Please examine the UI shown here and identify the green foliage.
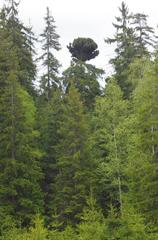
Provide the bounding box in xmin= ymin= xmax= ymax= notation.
xmin=28 ymin=215 xmax=48 ymax=240
xmin=105 ymin=2 xmax=136 ymax=97
xmin=78 ymin=195 xmax=105 ymax=240
xmin=36 ymin=89 xmax=63 ymax=224
xmin=67 ymin=37 xmax=99 ymax=62
xmin=0 ymin=215 xmax=47 ymax=240
xmin=39 ymin=7 xmax=61 ymax=101
xmin=49 ymin=226 xmax=77 ymax=240
xmin=126 ymin=60 xmax=158 ymax=229
xmin=1 ymin=1 xmax=158 ymax=238
xmin=1 ymin=0 xmax=37 ymax=96
xmin=53 ymin=85 xmax=92 ymax=226
xmin=63 ymin=61 xmax=103 ymax=110
xmin=132 ymin=13 xmax=156 ymax=57
xmin=92 ymin=79 xmax=128 ymax=213
xmin=105 ymin=2 xmax=156 ymax=98
xmin=0 ymin=48 xmax=43 ymax=226
xmin=104 ymin=205 xmax=148 ymax=240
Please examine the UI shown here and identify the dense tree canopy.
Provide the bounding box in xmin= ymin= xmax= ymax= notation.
xmin=67 ymin=37 xmax=99 ymax=62
xmin=1 ymin=1 xmax=158 ymax=239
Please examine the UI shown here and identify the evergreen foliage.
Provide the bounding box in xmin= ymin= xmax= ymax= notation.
xmin=52 ymin=85 xmax=93 ymax=226
xmin=105 ymin=2 xmax=136 ymax=97
xmin=126 ymin=59 xmax=158 ymax=229
xmin=37 ymin=89 xmax=63 ymax=224
xmin=1 ymin=0 xmax=37 ymax=96
xmin=132 ymin=13 xmax=156 ymax=57
xmin=92 ymin=79 xmax=128 ymax=213
xmin=0 ymin=43 xmax=43 ymax=226
xmin=1 ymin=1 xmax=158 ymax=239
xmin=105 ymin=1 xmax=156 ymax=97
xmin=67 ymin=37 xmax=99 ymax=62
xmin=63 ymin=61 xmax=103 ymax=110
xmin=39 ymin=7 xmax=61 ymax=101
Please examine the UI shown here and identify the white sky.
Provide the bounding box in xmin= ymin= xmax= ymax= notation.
xmin=1 ymin=0 xmax=158 ymax=76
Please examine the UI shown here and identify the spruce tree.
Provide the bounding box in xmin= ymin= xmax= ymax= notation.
xmin=37 ymin=7 xmax=61 ymax=221
xmin=63 ymin=61 xmax=103 ymax=111
xmin=37 ymin=89 xmax=63 ymax=224
xmin=0 ymin=46 xmax=43 ymax=226
xmin=132 ymin=13 xmax=156 ymax=57
xmin=1 ymin=0 xmax=37 ymax=96
xmin=39 ymin=7 xmax=61 ymax=101
xmin=78 ymin=194 xmax=105 ymax=240
xmin=105 ymin=2 xmax=136 ymax=97
xmin=52 ymin=85 xmax=93 ymax=226
xmin=106 ymin=2 xmax=157 ymax=98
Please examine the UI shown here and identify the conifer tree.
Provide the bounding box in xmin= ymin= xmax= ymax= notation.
xmin=63 ymin=61 xmax=103 ymax=111
xmin=67 ymin=37 xmax=99 ymax=62
xmin=53 ymin=85 xmax=93 ymax=226
xmin=0 ymin=46 xmax=43 ymax=226
xmin=1 ymin=0 xmax=37 ymax=95
xmin=78 ymin=194 xmax=105 ymax=240
xmin=36 ymin=6 xmax=61 ymax=224
xmin=37 ymin=89 xmax=63 ymax=224
xmin=106 ymin=2 xmax=157 ymax=98
xmin=39 ymin=7 xmax=61 ymax=101
xmin=65 ymin=37 xmax=103 ymax=111
xmin=132 ymin=13 xmax=156 ymax=57
xmin=105 ymin=2 xmax=136 ymax=97
xmin=104 ymin=204 xmax=148 ymax=240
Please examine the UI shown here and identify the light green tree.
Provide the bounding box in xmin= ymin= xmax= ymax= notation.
xmin=92 ymin=79 xmax=128 ymax=214
xmin=126 ymin=59 xmax=158 ymax=234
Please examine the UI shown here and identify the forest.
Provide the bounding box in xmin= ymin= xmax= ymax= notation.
xmin=1 ymin=0 xmax=158 ymax=239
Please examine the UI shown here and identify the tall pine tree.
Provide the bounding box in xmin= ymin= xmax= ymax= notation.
xmin=105 ymin=2 xmax=136 ymax=97
xmin=39 ymin=7 xmax=61 ymax=101
xmin=132 ymin=13 xmax=156 ymax=57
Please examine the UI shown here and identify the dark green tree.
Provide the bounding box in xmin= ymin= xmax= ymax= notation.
xmin=39 ymin=7 xmax=61 ymax=101
xmin=1 ymin=0 xmax=37 ymax=96
xmin=53 ymin=85 xmax=93 ymax=227
xmin=132 ymin=13 xmax=156 ymax=57
xmin=37 ymin=89 xmax=63 ymax=224
xmin=65 ymin=37 xmax=103 ymax=111
xmin=63 ymin=62 xmax=103 ymax=110
xmin=67 ymin=37 xmax=99 ymax=62
xmin=105 ymin=1 xmax=136 ymax=97
xmin=0 ymin=46 xmax=43 ymax=226
xmin=37 ymin=7 xmax=61 ymax=222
